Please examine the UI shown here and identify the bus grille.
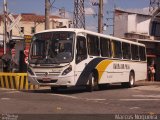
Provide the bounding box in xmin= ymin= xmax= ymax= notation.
xmin=35 ymin=72 xmax=60 ymax=77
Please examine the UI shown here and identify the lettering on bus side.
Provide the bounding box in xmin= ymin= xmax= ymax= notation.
xmin=113 ymin=63 xmax=130 ymax=69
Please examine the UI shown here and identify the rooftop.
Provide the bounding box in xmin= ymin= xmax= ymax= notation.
xmin=0 ymin=13 xmax=62 ymax=23
xmin=115 ymin=8 xmax=152 ymax=16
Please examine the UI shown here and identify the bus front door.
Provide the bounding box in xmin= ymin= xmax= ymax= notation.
xmin=74 ymin=36 xmax=88 ymax=85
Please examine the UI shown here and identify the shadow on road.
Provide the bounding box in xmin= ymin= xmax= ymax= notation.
xmin=26 ymin=83 xmax=142 ymax=95
xmin=26 ymin=79 xmax=160 ymax=95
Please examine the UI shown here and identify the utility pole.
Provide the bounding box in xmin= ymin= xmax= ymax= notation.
xmin=98 ymin=0 xmax=103 ymax=33
xmin=3 ymin=0 xmax=8 ymax=54
xmin=45 ymin=0 xmax=50 ymax=30
xmin=73 ymin=0 xmax=85 ymax=29
xmin=106 ymin=10 xmax=115 ymax=36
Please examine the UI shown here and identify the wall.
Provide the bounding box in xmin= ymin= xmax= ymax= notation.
xmin=128 ymin=14 xmax=137 ymax=33
xmin=114 ymin=13 xmax=128 ymax=38
xmin=137 ymin=16 xmax=150 ymax=35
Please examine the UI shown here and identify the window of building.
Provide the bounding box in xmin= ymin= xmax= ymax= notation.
xmin=111 ymin=40 xmax=122 ymax=58
xmin=31 ymin=27 xmax=35 ymax=34
xmin=87 ymin=34 xmax=100 ymax=56
xmin=139 ymin=46 xmax=146 ymax=61
xmin=131 ymin=44 xmax=139 ymax=60
xmin=122 ymin=42 xmax=131 ymax=59
xmin=21 ymin=27 xmax=24 ymax=33
xmin=59 ymin=22 xmax=63 ymax=27
xmin=100 ymin=37 xmax=111 ymax=57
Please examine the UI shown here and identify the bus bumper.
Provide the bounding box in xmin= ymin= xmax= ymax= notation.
xmin=28 ymin=74 xmax=75 ymax=87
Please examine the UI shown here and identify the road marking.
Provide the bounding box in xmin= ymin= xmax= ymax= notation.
xmin=52 ymin=94 xmax=78 ymax=99
xmin=1 ymin=98 xmax=11 ymax=100
xmin=120 ymin=99 xmax=160 ymax=101
xmin=85 ymin=98 xmax=106 ymax=101
xmin=130 ymin=107 xmax=140 ymax=110
xmin=6 ymin=91 xmax=20 ymax=94
xmin=52 ymin=94 xmax=106 ymax=102
xmin=133 ymin=95 xmax=160 ymax=98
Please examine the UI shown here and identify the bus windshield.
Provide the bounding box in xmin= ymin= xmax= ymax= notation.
xmin=29 ymin=31 xmax=75 ymax=64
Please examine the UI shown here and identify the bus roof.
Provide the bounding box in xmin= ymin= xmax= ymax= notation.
xmin=35 ymin=28 xmax=145 ymax=47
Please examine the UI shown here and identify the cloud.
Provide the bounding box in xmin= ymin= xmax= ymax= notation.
xmin=85 ymin=7 xmax=95 ymax=15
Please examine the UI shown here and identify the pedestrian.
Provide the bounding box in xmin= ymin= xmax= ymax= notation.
xmin=149 ymin=64 xmax=155 ymax=82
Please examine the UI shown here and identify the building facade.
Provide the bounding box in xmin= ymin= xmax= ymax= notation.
xmin=0 ymin=13 xmax=72 ymax=37
xmin=114 ymin=8 xmax=160 ymax=81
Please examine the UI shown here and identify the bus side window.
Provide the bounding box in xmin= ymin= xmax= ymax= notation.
xmin=76 ymin=36 xmax=87 ymax=64
xmin=131 ymin=44 xmax=139 ymax=60
xmin=87 ymin=35 xmax=100 ymax=56
xmin=100 ymin=37 xmax=111 ymax=57
xmin=122 ymin=42 xmax=131 ymax=59
xmin=111 ymin=40 xmax=122 ymax=59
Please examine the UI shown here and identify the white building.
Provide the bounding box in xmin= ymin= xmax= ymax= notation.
xmin=114 ymin=8 xmax=160 ymax=81
xmin=114 ymin=8 xmax=151 ymax=40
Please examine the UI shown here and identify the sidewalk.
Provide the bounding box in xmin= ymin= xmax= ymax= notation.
xmin=136 ymin=80 xmax=160 ymax=86
xmin=134 ymin=80 xmax=160 ymax=91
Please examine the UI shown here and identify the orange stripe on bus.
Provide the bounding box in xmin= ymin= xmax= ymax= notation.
xmin=96 ymin=60 xmax=112 ymax=81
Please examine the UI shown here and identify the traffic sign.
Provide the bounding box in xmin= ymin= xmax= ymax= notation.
xmin=8 ymin=13 xmax=23 ymax=36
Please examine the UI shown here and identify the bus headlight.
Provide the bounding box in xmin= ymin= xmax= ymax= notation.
xmin=62 ymin=65 xmax=72 ymax=75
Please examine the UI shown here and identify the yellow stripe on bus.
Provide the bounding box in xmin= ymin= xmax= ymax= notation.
xmin=96 ymin=60 xmax=112 ymax=81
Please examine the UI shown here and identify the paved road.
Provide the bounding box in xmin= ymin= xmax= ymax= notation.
xmin=0 ymin=81 xmax=160 ymax=120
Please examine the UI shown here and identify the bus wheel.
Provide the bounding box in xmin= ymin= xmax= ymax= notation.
xmin=128 ymin=72 xmax=135 ymax=88
xmin=86 ymin=72 xmax=99 ymax=92
xmin=121 ymin=72 xmax=135 ymax=88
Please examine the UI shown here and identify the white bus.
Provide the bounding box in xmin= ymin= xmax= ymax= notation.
xmin=28 ymin=28 xmax=147 ymax=91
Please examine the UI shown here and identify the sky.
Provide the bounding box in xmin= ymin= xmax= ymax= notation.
xmin=0 ymin=0 xmax=150 ymax=35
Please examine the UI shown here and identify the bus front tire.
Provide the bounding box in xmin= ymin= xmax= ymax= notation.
xmin=86 ymin=72 xmax=99 ymax=92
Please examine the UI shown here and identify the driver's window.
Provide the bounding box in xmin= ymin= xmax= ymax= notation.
xmin=76 ymin=36 xmax=87 ymax=64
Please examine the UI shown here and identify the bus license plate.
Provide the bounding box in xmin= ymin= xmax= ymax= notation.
xmin=42 ymin=78 xmax=51 ymax=81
